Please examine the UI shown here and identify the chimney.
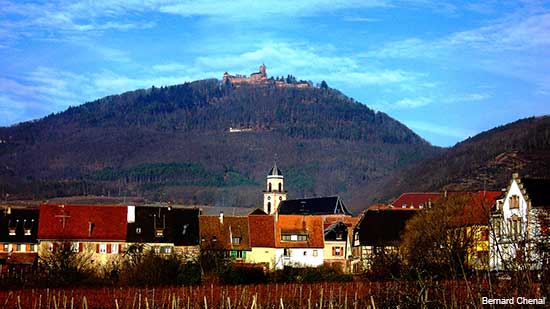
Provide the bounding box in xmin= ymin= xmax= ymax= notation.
xmin=219 ymin=211 xmax=224 ymax=224
xmin=127 ymin=205 xmax=135 ymax=223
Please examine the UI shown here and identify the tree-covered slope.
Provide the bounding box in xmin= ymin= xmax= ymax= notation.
xmin=354 ymin=116 xmax=550 ymax=206
xmin=0 ymin=79 xmax=438 ymax=211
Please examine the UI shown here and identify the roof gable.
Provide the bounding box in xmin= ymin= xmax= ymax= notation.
xmin=0 ymin=208 xmax=39 ymax=243
xmin=277 ymin=196 xmax=352 ymax=216
xmin=248 ymin=215 xmax=275 ymax=247
xmin=38 ymin=204 xmax=127 ymax=241
xmin=324 ymin=221 xmax=348 ymax=241
xmin=275 ymin=215 xmax=324 ymax=248
xmin=390 ymin=193 xmax=442 ymax=209
xmin=126 ymin=207 xmax=199 ymax=246
xmin=355 ymin=209 xmax=418 ymax=246
xmin=199 ymin=216 xmax=250 ymax=250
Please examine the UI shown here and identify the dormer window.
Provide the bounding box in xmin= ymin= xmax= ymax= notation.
xmin=281 ymin=234 xmax=308 ymax=241
xmin=155 ymin=228 xmax=164 ymax=237
xmin=8 ymin=228 xmax=16 ymax=236
xmin=24 ymin=228 xmax=32 ymax=236
xmin=336 ymin=233 xmax=343 ymax=241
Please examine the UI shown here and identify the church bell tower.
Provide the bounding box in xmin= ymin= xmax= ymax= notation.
xmin=263 ymin=162 xmax=287 ymax=215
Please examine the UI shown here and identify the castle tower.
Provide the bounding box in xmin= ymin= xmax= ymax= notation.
xmin=259 ymin=63 xmax=266 ymax=77
xmin=263 ymin=162 xmax=287 ymax=215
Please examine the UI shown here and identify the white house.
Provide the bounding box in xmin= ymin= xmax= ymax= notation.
xmin=274 ymin=215 xmax=324 ymax=269
xmin=490 ymin=173 xmax=550 ymax=271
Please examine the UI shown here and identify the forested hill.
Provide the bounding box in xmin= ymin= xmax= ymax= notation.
xmin=0 ymin=79 xmax=438 ymax=211
xmin=352 ymin=116 xmax=550 ymax=205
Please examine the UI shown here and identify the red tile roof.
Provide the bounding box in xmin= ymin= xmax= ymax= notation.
xmin=390 ymin=192 xmax=442 ymax=209
xmin=38 ymin=204 xmax=127 ymax=241
xmin=323 ymin=215 xmax=360 ymax=230
xmin=275 ymin=215 xmax=324 ymax=248
xmin=368 ymin=204 xmax=419 ymax=211
xmin=452 ymin=191 xmax=501 ymax=226
xmin=248 ymin=214 xmax=275 ymax=247
xmin=199 ymin=216 xmax=251 ymax=250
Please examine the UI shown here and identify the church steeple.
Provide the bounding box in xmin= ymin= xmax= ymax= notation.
xmin=263 ymin=162 xmax=287 ymax=215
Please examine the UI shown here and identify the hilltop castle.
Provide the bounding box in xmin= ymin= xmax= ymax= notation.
xmin=223 ymin=64 xmax=310 ymax=88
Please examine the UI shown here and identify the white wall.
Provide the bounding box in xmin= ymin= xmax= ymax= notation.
xmin=274 ymin=248 xmax=324 ymax=269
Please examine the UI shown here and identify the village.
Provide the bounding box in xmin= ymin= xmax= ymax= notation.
xmin=2 ymin=163 xmax=548 ymax=279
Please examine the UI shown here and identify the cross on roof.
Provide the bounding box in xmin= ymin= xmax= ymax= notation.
xmin=54 ymin=207 xmax=71 ymax=229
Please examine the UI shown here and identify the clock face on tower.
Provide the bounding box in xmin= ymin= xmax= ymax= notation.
xmin=279 ymin=196 xmax=283 ymax=200
xmin=267 ymin=196 xmax=271 ymax=200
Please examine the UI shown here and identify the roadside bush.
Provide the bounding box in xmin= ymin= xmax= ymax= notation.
xmin=120 ymin=247 xmax=201 ymax=286
xmin=220 ymin=264 xmax=267 ymax=284
xmin=38 ymin=242 xmax=96 ymax=287
xmin=271 ymin=264 xmax=352 ymax=283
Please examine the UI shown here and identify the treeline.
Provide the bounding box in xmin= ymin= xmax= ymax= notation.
xmin=91 ymin=162 xmax=255 ymax=187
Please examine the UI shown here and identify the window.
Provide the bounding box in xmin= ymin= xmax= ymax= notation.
xmin=480 ymin=229 xmax=489 ymax=241
xmin=278 ymin=183 xmax=282 ymax=192
xmin=267 ymin=202 xmax=271 ymax=214
xmin=8 ymin=228 xmax=16 ymax=236
xmin=16 ymin=244 xmax=22 ymax=252
xmin=71 ymin=242 xmax=79 ymax=252
xmin=333 ymin=246 xmax=343 ymax=256
xmin=494 ymin=219 xmax=501 ymax=238
xmin=212 ymin=236 xmax=217 ymax=242
xmin=283 ymin=248 xmax=291 ymax=257
xmin=336 ymin=233 xmax=343 ymax=241
xmin=281 ymin=234 xmax=308 ymax=242
xmin=313 ymin=250 xmax=318 ymax=257
xmin=232 ymin=237 xmax=241 ymax=245
xmin=232 ymin=250 xmax=243 ymax=259
xmin=303 ymin=251 xmax=307 ymax=256
xmin=509 ymin=216 xmax=522 ymax=239
xmin=24 ymin=228 xmax=32 ymax=236
xmin=402 ymin=204 xmax=407 ymax=209
xmin=99 ymin=244 xmax=107 ymax=253
xmin=136 ymin=227 xmax=142 ymax=234
xmin=269 ymin=183 xmax=272 ymax=192
xmin=161 ymin=246 xmax=172 ymax=254
xmin=3 ymin=244 xmax=8 ymax=251
xmin=509 ymin=195 xmax=520 ymax=209
xmin=155 ymin=228 xmax=164 ymax=237
xmin=30 ymin=244 xmax=37 ymax=252
xmin=154 ymin=246 xmax=161 ymax=254
xmin=111 ymin=244 xmax=119 ymax=254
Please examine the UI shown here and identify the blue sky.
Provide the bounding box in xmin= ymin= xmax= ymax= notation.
xmin=1 ymin=0 xmax=549 ymax=146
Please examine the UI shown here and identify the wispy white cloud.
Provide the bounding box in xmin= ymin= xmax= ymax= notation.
xmin=404 ymin=120 xmax=475 ymax=140
xmin=343 ymin=16 xmax=380 ymax=22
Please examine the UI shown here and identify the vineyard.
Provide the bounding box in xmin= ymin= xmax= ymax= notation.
xmin=0 ymin=279 xmax=542 ymax=308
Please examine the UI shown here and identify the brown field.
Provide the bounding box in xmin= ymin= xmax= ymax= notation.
xmin=0 ymin=279 xmax=542 ymax=308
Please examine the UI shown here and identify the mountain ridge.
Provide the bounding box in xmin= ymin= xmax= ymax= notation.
xmin=0 ymin=78 xmax=439 ymax=212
